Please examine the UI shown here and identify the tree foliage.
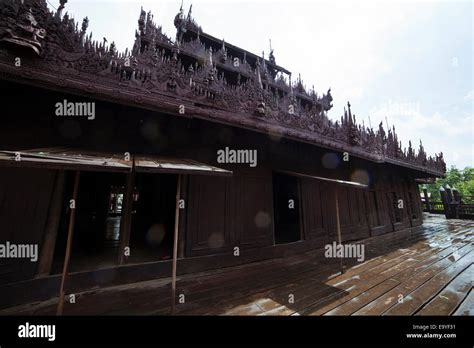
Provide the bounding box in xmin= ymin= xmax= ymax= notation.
xmin=421 ymin=166 xmax=474 ymax=203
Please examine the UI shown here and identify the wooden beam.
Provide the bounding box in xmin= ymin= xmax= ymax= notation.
xmin=276 ymin=169 xmax=368 ymax=189
xmin=335 ymin=188 xmax=344 ymax=274
xmin=37 ymin=170 xmax=65 ymax=276
xmin=56 ymin=170 xmax=80 ymax=316
xmin=171 ymin=174 xmax=182 ymax=314
xmin=118 ymin=171 xmax=135 ymax=265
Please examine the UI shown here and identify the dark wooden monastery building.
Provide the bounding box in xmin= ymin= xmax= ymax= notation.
xmin=0 ymin=0 xmax=446 ymax=309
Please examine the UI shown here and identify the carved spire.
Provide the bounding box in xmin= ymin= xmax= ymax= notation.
xmin=289 ymin=73 xmax=293 ymax=96
xmin=257 ymin=66 xmax=263 ymax=89
xmin=109 ymin=41 xmax=116 ymax=56
xmin=79 ymin=16 xmax=89 ymax=43
xmin=138 ymin=6 xmax=146 ymax=35
xmin=220 ymin=38 xmax=227 ymax=62
xmin=269 ymin=39 xmax=275 ymax=64
xmin=55 ymin=0 xmax=67 ymax=19
xmin=187 ymin=4 xmax=193 ymax=20
xmin=208 ymin=46 xmax=213 ymax=66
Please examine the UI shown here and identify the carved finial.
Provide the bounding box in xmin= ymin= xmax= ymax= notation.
xmin=268 ymin=39 xmax=276 ymax=64
xmin=289 ymin=74 xmax=293 ymax=96
xmin=55 ymin=0 xmax=68 ymax=19
xmin=81 ymin=16 xmax=89 ymax=32
xmin=257 ymin=66 xmax=263 ymax=89
xmin=109 ymin=41 xmax=116 ymax=56
xmin=187 ymin=4 xmax=193 ymax=19
xmin=208 ymin=47 xmax=213 ymax=65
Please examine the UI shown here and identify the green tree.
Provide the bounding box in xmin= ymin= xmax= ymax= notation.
xmin=421 ymin=166 xmax=474 ymax=203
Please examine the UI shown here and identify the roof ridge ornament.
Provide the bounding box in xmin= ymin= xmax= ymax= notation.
xmin=55 ymin=0 xmax=67 ymax=20
xmin=0 ymin=0 xmax=446 ymax=175
xmin=187 ymin=4 xmax=193 ymax=20
xmin=269 ymin=39 xmax=276 ymax=65
xmin=1 ymin=3 xmax=47 ymax=55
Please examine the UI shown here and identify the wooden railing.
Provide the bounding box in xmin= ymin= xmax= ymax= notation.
xmin=421 ymin=188 xmax=474 ymax=220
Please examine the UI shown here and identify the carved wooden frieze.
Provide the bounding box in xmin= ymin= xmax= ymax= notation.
xmin=0 ymin=0 xmax=446 ymax=176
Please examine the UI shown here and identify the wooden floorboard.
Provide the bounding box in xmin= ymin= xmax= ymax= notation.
xmin=453 ymin=289 xmax=474 ymax=316
xmin=178 ymin=216 xmax=469 ymax=315
xmin=416 ymin=264 xmax=473 ymax=315
xmin=295 ymin=224 xmax=472 ymax=315
xmin=354 ymin=244 xmax=473 ymax=315
xmin=384 ymin=252 xmax=473 ymax=315
xmin=0 ymin=214 xmax=472 ymax=316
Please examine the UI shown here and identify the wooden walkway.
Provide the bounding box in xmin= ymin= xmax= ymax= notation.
xmin=2 ymin=214 xmax=472 ymax=316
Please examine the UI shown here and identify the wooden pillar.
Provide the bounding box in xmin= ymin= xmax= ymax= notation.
xmin=171 ymin=174 xmax=182 ymax=314
xmin=335 ymin=187 xmax=344 ymax=274
xmin=37 ymin=170 xmax=65 ymax=276
xmin=440 ymin=187 xmax=450 ymax=218
xmin=452 ymin=189 xmax=461 ymax=219
xmin=177 ymin=175 xmax=187 ymax=259
xmin=56 ymin=170 xmax=80 ymax=316
xmin=118 ymin=171 xmax=135 ymax=265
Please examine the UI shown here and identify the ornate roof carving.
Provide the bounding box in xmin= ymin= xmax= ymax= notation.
xmin=0 ymin=0 xmax=446 ymax=176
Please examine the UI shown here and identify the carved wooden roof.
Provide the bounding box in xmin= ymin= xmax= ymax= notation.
xmin=0 ymin=0 xmax=446 ymax=176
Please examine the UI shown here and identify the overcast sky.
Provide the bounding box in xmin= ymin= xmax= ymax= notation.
xmin=46 ymin=0 xmax=473 ymax=169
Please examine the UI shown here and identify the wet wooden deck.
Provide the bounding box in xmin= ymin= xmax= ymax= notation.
xmin=2 ymin=214 xmax=472 ymax=316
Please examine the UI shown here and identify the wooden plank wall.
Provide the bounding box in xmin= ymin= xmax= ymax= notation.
xmin=186 ymin=168 xmax=274 ymax=257
xmin=185 ymin=154 xmax=424 ymax=257
xmin=0 ymin=168 xmax=56 ymax=284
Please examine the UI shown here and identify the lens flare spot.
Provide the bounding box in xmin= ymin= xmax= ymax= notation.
xmin=254 ymin=211 xmax=271 ymax=228
xmin=351 ymin=169 xmax=370 ymax=186
xmin=208 ymin=233 xmax=225 ymax=249
xmin=146 ymin=223 xmax=166 ymax=247
xmin=321 ymin=152 xmax=340 ymax=169
xmin=140 ymin=120 xmax=160 ymax=141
